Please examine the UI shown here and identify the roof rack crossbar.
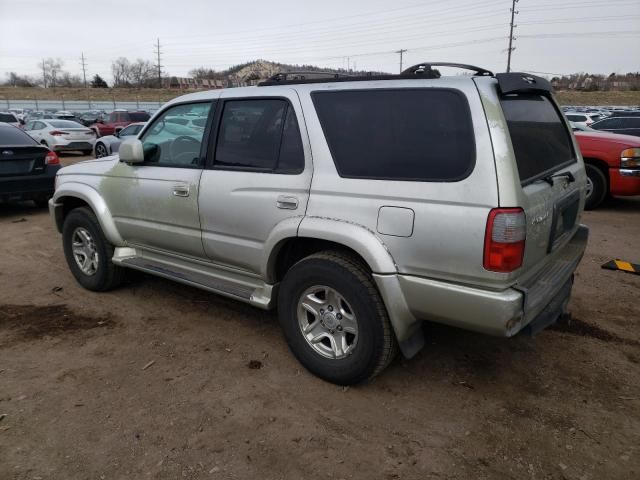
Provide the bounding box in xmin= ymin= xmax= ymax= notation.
xmin=401 ymin=62 xmax=493 ymax=77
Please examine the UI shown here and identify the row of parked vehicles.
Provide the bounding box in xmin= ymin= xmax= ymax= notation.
xmin=1 ymin=65 xmax=640 ymax=384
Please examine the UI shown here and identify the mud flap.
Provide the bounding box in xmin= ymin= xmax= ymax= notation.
xmin=522 ymin=275 xmax=573 ymax=336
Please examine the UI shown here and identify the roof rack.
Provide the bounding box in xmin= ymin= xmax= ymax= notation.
xmin=401 ymin=62 xmax=493 ymax=77
xmin=257 ymin=62 xmax=493 ymax=86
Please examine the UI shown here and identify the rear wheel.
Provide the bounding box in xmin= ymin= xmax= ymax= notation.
xmin=585 ymin=164 xmax=607 ymax=210
xmin=278 ymin=251 xmax=397 ymax=385
xmin=62 ymin=207 xmax=124 ymax=291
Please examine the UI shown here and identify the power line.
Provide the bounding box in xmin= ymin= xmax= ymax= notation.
xmin=507 ymin=0 xmax=519 ymax=73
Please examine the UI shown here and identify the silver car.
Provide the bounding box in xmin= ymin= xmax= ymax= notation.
xmin=49 ymin=64 xmax=589 ymax=385
xmin=94 ymin=122 xmax=146 ymax=158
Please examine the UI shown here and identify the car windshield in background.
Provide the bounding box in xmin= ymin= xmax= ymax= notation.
xmin=500 ymin=94 xmax=575 ymax=185
xmin=49 ymin=120 xmax=85 ymax=129
xmin=129 ymin=112 xmax=150 ymax=122
xmin=0 ymin=125 xmax=38 ymax=145
xmin=312 ymin=89 xmax=475 ymax=182
xmin=0 ymin=113 xmax=17 ymax=122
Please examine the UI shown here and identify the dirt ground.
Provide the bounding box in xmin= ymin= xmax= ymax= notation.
xmin=1 ymin=153 xmax=639 ymax=480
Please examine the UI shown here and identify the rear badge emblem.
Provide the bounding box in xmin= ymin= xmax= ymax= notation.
xmin=2 ymin=150 xmax=14 ymax=155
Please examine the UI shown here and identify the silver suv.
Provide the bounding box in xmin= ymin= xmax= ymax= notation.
xmin=50 ymin=63 xmax=589 ymax=385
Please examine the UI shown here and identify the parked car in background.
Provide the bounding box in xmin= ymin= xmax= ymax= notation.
xmin=590 ymin=117 xmax=640 ymax=137
xmin=609 ymin=110 xmax=640 ymax=118
xmin=23 ymin=119 xmax=96 ymax=154
xmin=0 ymin=123 xmax=60 ymax=207
xmin=94 ymin=122 xmax=145 ymax=158
xmin=574 ymin=130 xmax=640 ymax=209
xmin=0 ymin=112 xmax=21 ymax=127
xmin=50 ymin=68 xmax=588 ymax=384
xmin=78 ymin=111 xmax=107 ymax=127
xmin=53 ymin=111 xmax=77 ymax=121
xmin=89 ymin=110 xmax=150 ymax=137
xmin=565 ymin=112 xmax=601 ymax=127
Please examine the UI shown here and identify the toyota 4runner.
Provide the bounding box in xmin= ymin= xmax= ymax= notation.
xmin=49 ymin=63 xmax=589 ymax=385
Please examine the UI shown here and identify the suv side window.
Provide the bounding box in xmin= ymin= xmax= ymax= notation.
xmin=312 ymin=89 xmax=475 ymax=181
xmin=139 ymin=102 xmax=213 ymax=167
xmin=213 ymin=99 xmax=304 ymax=173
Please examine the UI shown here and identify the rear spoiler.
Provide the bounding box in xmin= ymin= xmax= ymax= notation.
xmin=495 ymin=73 xmax=553 ymax=95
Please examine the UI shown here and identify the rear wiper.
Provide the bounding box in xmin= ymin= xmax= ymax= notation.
xmin=540 ymin=171 xmax=575 ymax=186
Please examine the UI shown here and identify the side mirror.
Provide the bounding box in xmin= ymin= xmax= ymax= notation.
xmin=119 ymin=138 xmax=144 ymax=164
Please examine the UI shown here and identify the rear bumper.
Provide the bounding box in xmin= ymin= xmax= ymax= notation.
xmin=53 ymin=141 xmax=94 ymax=152
xmin=374 ymin=225 xmax=588 ymax=356
xmin=610 ymin=167 xmax=640 ymax=196
xmin=0 ymin=165 xmax=60 ymax=201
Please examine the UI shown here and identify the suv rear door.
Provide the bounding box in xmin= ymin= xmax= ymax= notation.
xmin=475 ymin=74 xmax=586 ymax=281
xmin=198 ymin=88 xmax=312 ymax=275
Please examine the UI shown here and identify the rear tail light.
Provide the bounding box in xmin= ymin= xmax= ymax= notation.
xmin=45 ymin=151 xmax=60 ymax=165
xmin=50 ymin=130 xmax=69 ymax=136
xmin=484 ymin=208 xmax=526 ymax=272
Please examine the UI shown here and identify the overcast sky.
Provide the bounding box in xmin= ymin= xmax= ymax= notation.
xmin=1 ymin=0 xmax=639 ymax=83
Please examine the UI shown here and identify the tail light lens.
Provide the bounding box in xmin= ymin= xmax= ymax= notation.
xmin=45 ymin=151 xmax=60 ymax=165
xmin=484 ymin=208 xmax=526 ymax=272
xmin=50 ymin=130 xmax=69 ymax=136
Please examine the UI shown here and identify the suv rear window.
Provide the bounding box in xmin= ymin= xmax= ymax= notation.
xmin=312 ymin=89 xmax=475 ymax=181
xmin=501 ymin=94 xmax=575 ymax=184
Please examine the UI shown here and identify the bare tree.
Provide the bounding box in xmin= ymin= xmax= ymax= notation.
xmin=42 ymin=58 xmax=64 ymax=87
xmin=4 ymin=72 xmax=36 ymax=87
xmin=111 ymin=57 xmax=132 ymax=87
xmin=129 ymin=59 xmax=156 ymax=87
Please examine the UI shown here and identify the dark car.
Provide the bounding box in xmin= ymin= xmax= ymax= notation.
xmin=609 ymin=110 xmax=640 ymax=118
xmin=590 ymin=117 xmax=640 ymax=137
xmin=0 ymin=123 xmax=60 ymax=207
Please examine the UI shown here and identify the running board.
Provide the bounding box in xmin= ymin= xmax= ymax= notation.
xmin=112 ymin=247 xmax=275 ymax=309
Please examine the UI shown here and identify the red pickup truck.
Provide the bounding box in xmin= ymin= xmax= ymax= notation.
xmin=90 ymin=110 xmax=150 ymax=137
xmin=575 ymin=130 xmax=640 ymax=209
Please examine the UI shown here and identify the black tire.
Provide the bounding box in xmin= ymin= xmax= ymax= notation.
xmin=62 ymin=207 xmax=124 ymax=292
xmin=585 ymin=164 xmax=607 ymax=210
xmin=278 ymin=251 xmax=397 ymax=385
xmin=95 ymin=142 xmax=109 ymax=158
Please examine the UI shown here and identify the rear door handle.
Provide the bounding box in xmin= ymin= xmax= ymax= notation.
xmin=173 ymin=184 xmax=190 ymax=197
xmin=276 ymin=195 xmax=298 ymax=210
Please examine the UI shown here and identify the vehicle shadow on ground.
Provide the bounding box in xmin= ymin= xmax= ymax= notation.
xmin=599 ymin=195 xmax=640 ymax=211
xmin=0 ymin=200 xmax=46 ymax=219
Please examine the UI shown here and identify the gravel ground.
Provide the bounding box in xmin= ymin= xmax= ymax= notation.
xmin=1 ymin=154 xmax=639 ymax=480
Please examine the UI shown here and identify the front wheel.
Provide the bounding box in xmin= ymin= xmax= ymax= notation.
xmin=585 ymin=164 xmax=607 ymax=210
xmin=62 ymin=207 xmax=124 ymax=291
xmin=278 ymin=251 xmax=397 ymax=385
xmin=94 ymin=142 xmax=109 ymax=158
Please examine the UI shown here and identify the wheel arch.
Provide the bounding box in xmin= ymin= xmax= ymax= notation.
xmin=52 ymin=183 xmax=124 ymax=246
xmin=583 ymin=156 xmax=610 ymax=186
xmin=265 ymin=216 xmax=398 ymax=284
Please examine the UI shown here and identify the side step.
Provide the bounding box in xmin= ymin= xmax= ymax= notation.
xmin=113 ymin=247 xmax=275 ymax=309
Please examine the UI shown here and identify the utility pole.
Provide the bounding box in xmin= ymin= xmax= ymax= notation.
xmin=41 ymin=59 xmax=47 ymax=88
xmin=80 ymin=52 xmax=88 ymax=88
xmin=155 ymin=38 xmax=163 ymax=88
xmin=396 ymin=49 xmax=407 ymax=73
xmin=506 ymin=0 xmax=519 ymax=72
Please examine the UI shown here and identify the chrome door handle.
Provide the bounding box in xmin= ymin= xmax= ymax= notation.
xmin=173 ymin=185 xmax=190 ymax=197
xmin=276 ymin=195 xmax=298 ymax=210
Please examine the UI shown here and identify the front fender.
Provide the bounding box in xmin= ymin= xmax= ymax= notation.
xmin=52 ymin=182 xmax=124 ymax=246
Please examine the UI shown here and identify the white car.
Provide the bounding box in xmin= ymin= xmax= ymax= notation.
xmin=0 ymin=111 xmax=21 ymax=127
xmin=565 ymin=112 xmax=601 ymax=127
xmin=23 ymin=119 xmax=96 ymax=154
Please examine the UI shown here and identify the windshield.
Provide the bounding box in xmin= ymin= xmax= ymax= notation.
xmin=0 ymin=113 xmax=17 ymax=122
xmin=501 ymin=94 xmax=575 ymax=184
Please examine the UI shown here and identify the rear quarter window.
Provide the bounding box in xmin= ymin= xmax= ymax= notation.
xmin=311 ymin=88 xmax=475 ymax=181
xmin=500 ymin=94 xmax=575 ymax=184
